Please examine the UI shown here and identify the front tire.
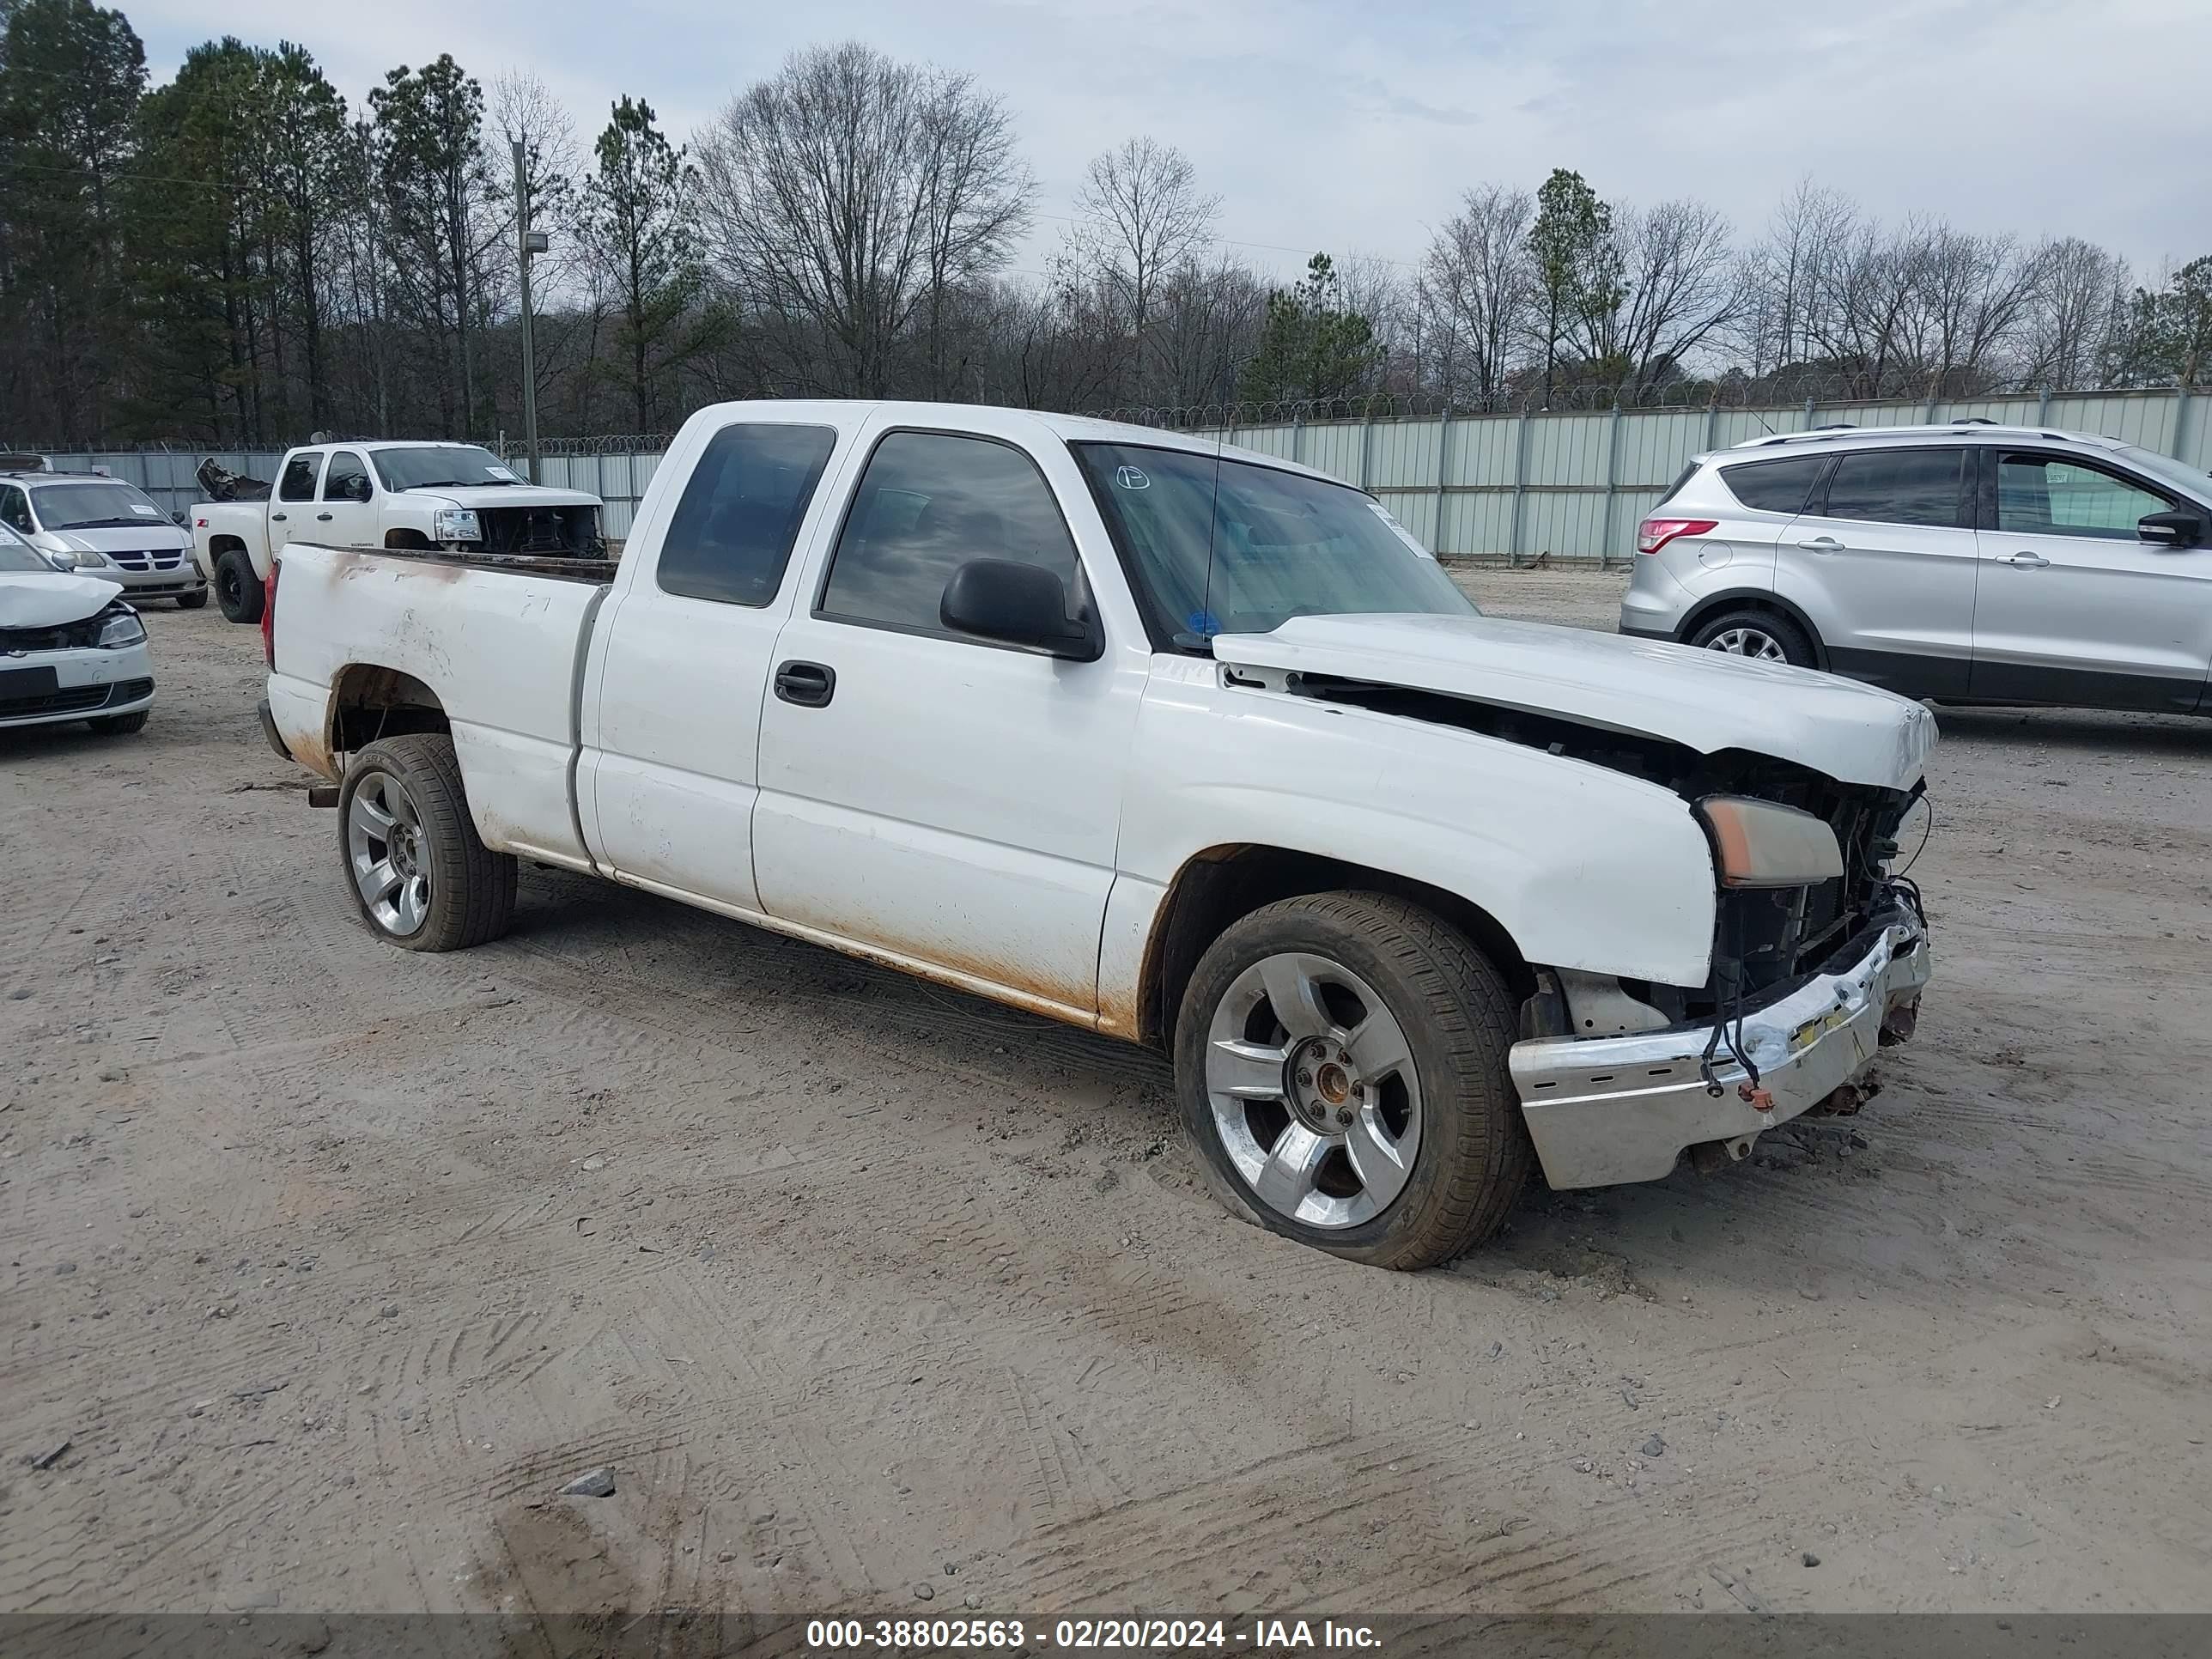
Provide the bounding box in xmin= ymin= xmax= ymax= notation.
xmin=1174 ymin=891 xmax=1532 ymax=1270
xmin=337 ymin=734 xmax=515 ymax=951
xmin=215 ymin=550 xmax=263 ymax=623
xmin=1688 ymin=607 xmax=1816 ymax=667
xmin=175 ymin=588 xmax=209 ymax=610
xmin=87 ymin=709 xmax=149 ymax=736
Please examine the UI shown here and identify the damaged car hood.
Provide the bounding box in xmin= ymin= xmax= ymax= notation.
xmin=0 ymin=572 xmax=125 ymax=629
xmin=1213 ymin=612 xmax=1936 ymax=791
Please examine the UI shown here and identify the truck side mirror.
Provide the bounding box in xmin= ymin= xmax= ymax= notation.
xmin=2138 ymin=508 xmax=2206 ymax=549
xmin=939 ymin=558 xmax=1101 ymax=660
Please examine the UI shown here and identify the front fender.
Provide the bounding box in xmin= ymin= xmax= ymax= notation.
xmin=1118 ymin=667 xmax=1718 ymax=988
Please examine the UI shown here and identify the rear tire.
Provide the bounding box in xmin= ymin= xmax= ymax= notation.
xmin=337 ymin=734 xmax=515 ymax=952
xmin=175 ymin=588 xmax=209 ymax=610
xmin=87 ymin=709 xmax=149 ymax=736
xmin=1688 ymin=607 xmax=1816 ymax=667
xmin=215 ymin=550 xmax=263 ymax=623
xmin=1174 ymin=891 xmax=1532 ymax=1271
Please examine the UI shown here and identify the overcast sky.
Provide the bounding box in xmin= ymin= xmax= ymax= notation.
xmin=123 ymin=0 xmax=2212 ymax=284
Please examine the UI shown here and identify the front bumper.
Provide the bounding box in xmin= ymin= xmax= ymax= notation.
xmin=101 ymin=563 xmax=206 ymax=599
xmin=0 ymin=641 xmax=155 ymax=730
xmin=1509 ymin=915 xmax=1931 ymax=1188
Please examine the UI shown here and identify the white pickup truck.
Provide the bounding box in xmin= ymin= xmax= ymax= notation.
xmin=260 ymin=400 xmax=1936 ymax=1270
xmin=193 ymin=440 xmax=604 ymax=623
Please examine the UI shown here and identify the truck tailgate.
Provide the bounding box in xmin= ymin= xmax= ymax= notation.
xmin=265 ymin=542 xmax=609 ymax=867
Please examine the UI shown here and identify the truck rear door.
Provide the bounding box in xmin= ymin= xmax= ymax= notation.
xmin=267 ymin=450 xmax=323 ymax=558
xmin=581 ymin=416 xmax=849 ymax=911
xmin=749 ymin=414 xmax=1146 ymax=1024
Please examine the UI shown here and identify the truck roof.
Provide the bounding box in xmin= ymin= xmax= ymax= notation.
xmin=682 ymin=399 xmax=1342 ymax=485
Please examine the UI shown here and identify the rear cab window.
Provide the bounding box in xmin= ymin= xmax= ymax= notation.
xmin=279 ymin=453 xmax=325 ymax=501
xmin=657 ymin=422 xmax=837 ymax=607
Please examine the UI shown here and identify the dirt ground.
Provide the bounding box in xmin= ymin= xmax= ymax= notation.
xmin=3 ymin=568 xmax=2208 ymax=1621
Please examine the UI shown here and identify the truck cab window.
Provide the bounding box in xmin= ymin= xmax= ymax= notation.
xmin=818 ymin=431 xmax=1082 ymax=637
xmin=657 ymin=423 xmax=836 ymax=606
xmin=279 ymin=453 xmax=324 ymax=501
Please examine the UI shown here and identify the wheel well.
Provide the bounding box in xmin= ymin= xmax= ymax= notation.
xmin=1136 ymin=845 xmax=1532 ymax=1051
xmin=1677 ymin=591 xmax=1827 ymax=667
xmin=209 ymin=535 xmax=247 ymax=557
xmin=384 ymin=528 xmax=432 ymax=550
xmin=329 ymin=664 xmax=450 ymax=756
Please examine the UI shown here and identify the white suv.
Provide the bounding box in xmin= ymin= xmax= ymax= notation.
xmin=1620 ymin=422 xmax=2212 ymax=714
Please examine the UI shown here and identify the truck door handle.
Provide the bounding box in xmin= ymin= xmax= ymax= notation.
xmin=315 ymin=512 xmax=332 ymax=521
xmin=774 ymin=660 xmax=836 ymax=708
xmin=2001 ymin=550 xmax=2050 ymax=568
xmin=1798 ymin=536 xmax=1844 ymax=554
xmin=270 ymin=512 xmax=288 ymax=522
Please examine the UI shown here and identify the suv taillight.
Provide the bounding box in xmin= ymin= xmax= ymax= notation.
xmin=261 ymin=560 xmax=279 ymax=666
xmin=1636 ymin=517 xmax=1717 ymax=556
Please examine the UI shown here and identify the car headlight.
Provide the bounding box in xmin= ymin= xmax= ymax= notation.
xmin=96 ymin=608 xmax=146 ymax=648
xmin=1697 ymin=796 xmax=1843 ymax=889
xmin=69 ymin=547 xmax=111 ymax=568
xmin=433 ymin=507 xmax=481 ymax=543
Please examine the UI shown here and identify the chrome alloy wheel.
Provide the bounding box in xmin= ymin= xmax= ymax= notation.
xmin=1202 ymin=951 xmax=1422 ymax=1229
xmin=347 ymin=769 xmax=430 ymax=936
xmin=1705 ymin=625 xmax=1787 ymax=661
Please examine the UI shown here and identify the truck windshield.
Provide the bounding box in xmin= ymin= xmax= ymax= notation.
xmin=1073 ymin=441 xmax=1475 ymax=649
xmin=372 ymin=447 xmax=519 ymax=490
xmin=28 ymin=480 xmax=171 ymax=531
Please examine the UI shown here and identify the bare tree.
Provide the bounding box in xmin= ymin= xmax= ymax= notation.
xmin=911 ymin=70 xmax=1033 ymax=398
xmin=1744 ymin=179 xmax=1856 ymax=377
xmin=1913 ymin=225 xmax=2040 ymax=393
xmin=1419 ymin=185 xmax=1532 ymax=409
xmin=2021 ymin=237 xmax=2131 ymax=389
xmin=1601 ymin=198 xmax=1741 ymax=399
xmin=1060 ymin=137 xmax=1220 ymax=401
xmin=695 ymin=41 xmax=1032 ymax=396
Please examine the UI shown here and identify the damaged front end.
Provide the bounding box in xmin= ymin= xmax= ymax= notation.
xmin=1281 ymin=671 xmax=1932 ymax=1189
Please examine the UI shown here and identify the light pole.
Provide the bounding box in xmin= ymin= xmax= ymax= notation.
xmin=513 ymin=139 xmax=548 ymax=484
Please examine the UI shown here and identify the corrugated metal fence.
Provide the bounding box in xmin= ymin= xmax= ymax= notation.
xmin=1198 ymin=386 xmax=2209 ymax=563
xmin=42 ymin=386 xmax=2209 ymax=562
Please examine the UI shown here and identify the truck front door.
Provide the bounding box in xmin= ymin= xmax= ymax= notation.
xmin=750 ymin=420 xmax=1146 ymax=1023
xmin=314 ymin=450 xmax=377 ymax=549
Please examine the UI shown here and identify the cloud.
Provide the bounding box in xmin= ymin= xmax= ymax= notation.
xmin=119 ymin=0 xmax=2212 ymax=278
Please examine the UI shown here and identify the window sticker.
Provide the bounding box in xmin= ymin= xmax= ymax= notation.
xmin=488 ymin=465 xmax=520 ymax=483
xmin=130 ymin=503 xmax=160 ymax=516
xmin=1115 ymin=465 xmax=1150 ymax=490
xmin=1367 ymin=501 xmax=1435 ymax=559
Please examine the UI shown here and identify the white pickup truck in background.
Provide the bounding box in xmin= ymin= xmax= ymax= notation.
xmin=259 ymin=400 xmax=1936 ymax=1271
xmin=193 ymin=440 xmax=604 ymax=622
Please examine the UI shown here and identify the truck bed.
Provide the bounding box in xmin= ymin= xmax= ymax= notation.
xmin=264 ymin=540 xmax=611 ymax=868
xmin=356 ymin=544 xmax=621 ymax=585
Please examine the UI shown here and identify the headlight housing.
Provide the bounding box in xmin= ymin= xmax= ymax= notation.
xmin=69 ymin=547 xmax=111 ymax=568
xmin=433 ymin=507 xmax=481 ymax=544
xmin=1697 ymin=796 xmax=1843 ymax=889
xmin=96 ymin=606 xmax=146 ymax=648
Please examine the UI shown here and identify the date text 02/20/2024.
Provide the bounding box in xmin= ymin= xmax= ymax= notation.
xmin=803 ymin=1618 xmax=1382 ymax=1650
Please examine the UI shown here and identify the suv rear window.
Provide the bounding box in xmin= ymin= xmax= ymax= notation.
xmin=1719 ymin=455 xmax=1826 ymax=514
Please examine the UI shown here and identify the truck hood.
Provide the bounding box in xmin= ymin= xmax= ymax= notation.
xmin=402 ymin=485 xmax=601 ymax=512
xmin=1212 ymin=612 xmax=1936 ymax=792
xmin=0 ymin=571 xmax=125 ymax=628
